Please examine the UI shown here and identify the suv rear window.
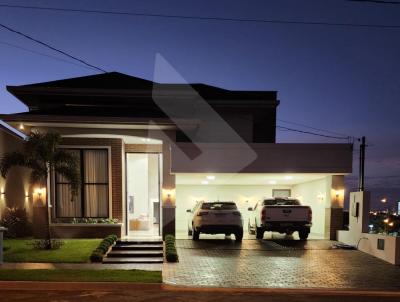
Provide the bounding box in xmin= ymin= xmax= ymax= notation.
xmin=201 ymin=202 xmax=237 ymax=210
xmin=263 ymin=199 xmax=301 ymax=206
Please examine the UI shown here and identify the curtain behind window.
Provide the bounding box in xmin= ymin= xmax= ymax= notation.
xmin=56 ymin=150 xmax=82 ymax=217
xmin=84 ymin=150 xmax=109 ymax=217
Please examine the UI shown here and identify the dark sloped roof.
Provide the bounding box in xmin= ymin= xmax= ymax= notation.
xmin=6 ymin=72 xmax=279 ymax=117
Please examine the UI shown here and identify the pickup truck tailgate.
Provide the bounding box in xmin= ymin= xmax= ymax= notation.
xmin=264 ymin=206 xmax=310 ymax=222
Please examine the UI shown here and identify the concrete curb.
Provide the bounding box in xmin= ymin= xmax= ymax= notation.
xmin=0 ymin=281 xmax=399 ymax=296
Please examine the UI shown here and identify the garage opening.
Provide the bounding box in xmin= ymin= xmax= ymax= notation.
xmin=175 ymin=173 xmax=345 ymax=240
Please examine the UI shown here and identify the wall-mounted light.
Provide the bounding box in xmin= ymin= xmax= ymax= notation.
xmin=19 ymin=123 xmax=25 ymax=130
xmin=34 ymin=187 xmax=46 ymax=203
xmin=381 ymin=198 xmax=387 ymax=203
xmin=162 ymin=188 xmax=176 ymax=207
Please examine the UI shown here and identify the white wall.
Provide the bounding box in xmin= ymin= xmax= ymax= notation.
xmin=338 ymin=191 xmax=400 ymax=265
xmin=292 ymin=178 xmax=328 ymax=236
xmin=175 ymin=185 xmax=292 ymax=234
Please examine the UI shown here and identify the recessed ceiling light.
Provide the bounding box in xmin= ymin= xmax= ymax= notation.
xmin=201 ymin=180 xmax=209 ymax=185
xmin=206 ymin=175 xmax=215 ymax=180
xmin=268 ymin=180 xmax=277 ymax=185
xmin=284 ymin=176 xmax=293 ymax=180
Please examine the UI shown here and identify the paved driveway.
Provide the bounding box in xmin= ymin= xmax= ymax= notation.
xmin=163 ymin=237 xmax=400 ymax=290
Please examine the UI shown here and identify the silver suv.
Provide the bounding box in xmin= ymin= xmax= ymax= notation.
xmin=187 ymin=201 xmax=243 ymax=241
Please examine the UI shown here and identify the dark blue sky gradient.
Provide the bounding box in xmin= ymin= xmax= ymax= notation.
xmin=0 ymin=0 xmax=399 ymax=207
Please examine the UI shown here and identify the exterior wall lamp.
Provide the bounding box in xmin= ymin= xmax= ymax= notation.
xmin=34 ymin=187 xmax=46 ymax=205
xmin=162 ymin=188 xmax=176 ymax=207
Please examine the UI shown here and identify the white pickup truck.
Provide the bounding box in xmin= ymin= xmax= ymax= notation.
xmin=247 ymin=198 xmax=312 ymax=240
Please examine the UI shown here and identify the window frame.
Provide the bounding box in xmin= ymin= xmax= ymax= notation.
xmin=54 ymin=147 xmax=111 ymax=219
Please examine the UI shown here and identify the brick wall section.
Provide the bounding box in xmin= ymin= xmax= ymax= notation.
xmin=329 ymin=208 xmax=344 ymax=240
xmin=61 ymin=137 xmax=123 ymax=221
xmin=125 ymin=144 xmax=162 ymax=153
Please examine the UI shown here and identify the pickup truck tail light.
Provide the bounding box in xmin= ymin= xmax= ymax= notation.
xmin=197 ymin=211 xmax=209 ymax=216
xmin=308 ymin=208 xmax=312 ymax=222
xmin=261 ymin=208 xmax=267 ymax=220
xmin=232 ymin=211 xmax=241 ymax=216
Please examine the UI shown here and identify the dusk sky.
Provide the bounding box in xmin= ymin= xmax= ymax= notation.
xmin=0 ymin=0 xmax=399 ymax=208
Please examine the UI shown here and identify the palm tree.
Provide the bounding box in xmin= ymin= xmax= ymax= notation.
xmin=0 ymin=131 xmax=80 ymax=248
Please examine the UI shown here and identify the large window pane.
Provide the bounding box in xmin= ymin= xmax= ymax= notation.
xmin=84 ymin=185 xmax=108 ymax=217
xmin=83 ymin=150 xmax=108 ymax=217
xmin=56 ymin=184 xmax=82 ymax=217
xmin=55 ymin=149 xmax=109 ymax=218
xmin=56 ymin=149 xmax=81 ymax=218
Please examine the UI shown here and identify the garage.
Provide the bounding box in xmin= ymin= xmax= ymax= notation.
xmin=175 ymin=173 xmax=345 ymax=240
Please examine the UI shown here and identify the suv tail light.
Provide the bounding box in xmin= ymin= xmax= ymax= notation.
xmin=261 ymin=208 xmax=267 ymax=220
xmin=232 ymin=211 xmax=241 ymax=216
xmin=197 ymin=211 xmax=209 ymax=216
xmin=308 ymin=208 xmax=312 ymax=222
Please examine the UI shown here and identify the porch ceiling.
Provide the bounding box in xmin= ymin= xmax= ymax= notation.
xmin=175 ymin=173 xmax=339 ymax=186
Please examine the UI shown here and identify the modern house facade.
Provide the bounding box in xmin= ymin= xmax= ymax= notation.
xmin=0 ymin=72 xmax=352 ymax=240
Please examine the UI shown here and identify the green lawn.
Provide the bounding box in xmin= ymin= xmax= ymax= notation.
xmin=4 ymin=239 xmax=101 ymax=263
xmin=0 ymin=269 xmax=162 ymax=283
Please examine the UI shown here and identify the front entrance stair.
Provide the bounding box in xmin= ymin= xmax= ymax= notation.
xmin=103 ymin=240 xmax=164 ymax=264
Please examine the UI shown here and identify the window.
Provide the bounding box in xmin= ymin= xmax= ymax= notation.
xmin=55 ymin=149 xmax=109 ymax=218
xmin=263 ymin=199 xmax=300 ymax=206
xmin=201 ymin=202 xmax=237 ymax=210
xmin=272 ymin=189 xmax=291 ymax=198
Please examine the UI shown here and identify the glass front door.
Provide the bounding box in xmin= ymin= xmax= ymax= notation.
xmin=126 ymin=153 xmax=161 ymax=238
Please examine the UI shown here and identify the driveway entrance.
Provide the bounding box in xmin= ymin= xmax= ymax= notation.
xmin=163 ymin=237 xmax=400 ymax=290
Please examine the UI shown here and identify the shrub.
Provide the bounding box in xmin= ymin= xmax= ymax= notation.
xmin=164 ymin=235 xmax=179 ymax=262
xmin=90 ymin=234 xmax=118 ymax=263
xmin=29 ymin=239 xmax=65 ymax=250
xmin=0 ymin=207 xmax=32 ymax=238
xmin=90 ymin=249 xmax=104 ymax=262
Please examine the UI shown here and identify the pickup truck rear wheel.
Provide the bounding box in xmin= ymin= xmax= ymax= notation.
xmin=298 ymin=228 xmax=310 ymax=240
xmin=256 ymin=227 xmax=264 ymax=239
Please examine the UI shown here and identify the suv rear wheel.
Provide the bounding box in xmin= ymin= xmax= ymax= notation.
xmin=235 ymin=229 xmax=243 ymax=242
xmin=192 ymin=229 xmax=200 ymax=241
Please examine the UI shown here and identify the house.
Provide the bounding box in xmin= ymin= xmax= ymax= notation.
xmin=0 ymin=72 xmax=352 ymax=240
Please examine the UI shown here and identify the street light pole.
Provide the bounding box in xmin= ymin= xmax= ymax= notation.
xmin=358 ymin=136 xmax=366 ymax=192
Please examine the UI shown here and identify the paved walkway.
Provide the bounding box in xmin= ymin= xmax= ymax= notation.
xmin=0 ymin=262 xmax=162 ymax=271
xmin=163 ymin=239 xmax=400 ymax=289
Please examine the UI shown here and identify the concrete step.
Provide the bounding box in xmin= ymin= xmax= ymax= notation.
xmin=117 ymin=240 xmax=163 ymax=245
xmin=107 ymin=250 xmax=163 ymax=257
xmin=103 ymin=257 xmax=164 ymax=264
xmin=112 ymin=244 xmax=163 ymax=250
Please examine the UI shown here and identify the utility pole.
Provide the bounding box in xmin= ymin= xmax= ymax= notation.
xmin=358 ymin=136 xmax=366 ymax=191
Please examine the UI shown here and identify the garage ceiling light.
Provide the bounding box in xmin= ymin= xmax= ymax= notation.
xmin=268 ymin=180 xmax=277 ymax=185
xmin=284 ymin=176 xmax=293 ymax=180
xmin=206 ymin=175 xmax=216 ymax=180
xmin=201 ymin=180 xmax=209 ymax=185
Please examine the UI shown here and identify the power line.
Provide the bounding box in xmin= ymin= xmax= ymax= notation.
xmin=1 ymin=3 xmax=400 ymax=29
xmin=348 ymin=0 xmax=400 ymax=4
xmin=0 ymin=40 xmax=98 ymax=71
xmin=277 ymin=125 xmax=352 ymax=140
xmin=277 ymin=118 xmax=354 ymax=138
xmin=0 ymin=22 xmax=107 ymax=73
